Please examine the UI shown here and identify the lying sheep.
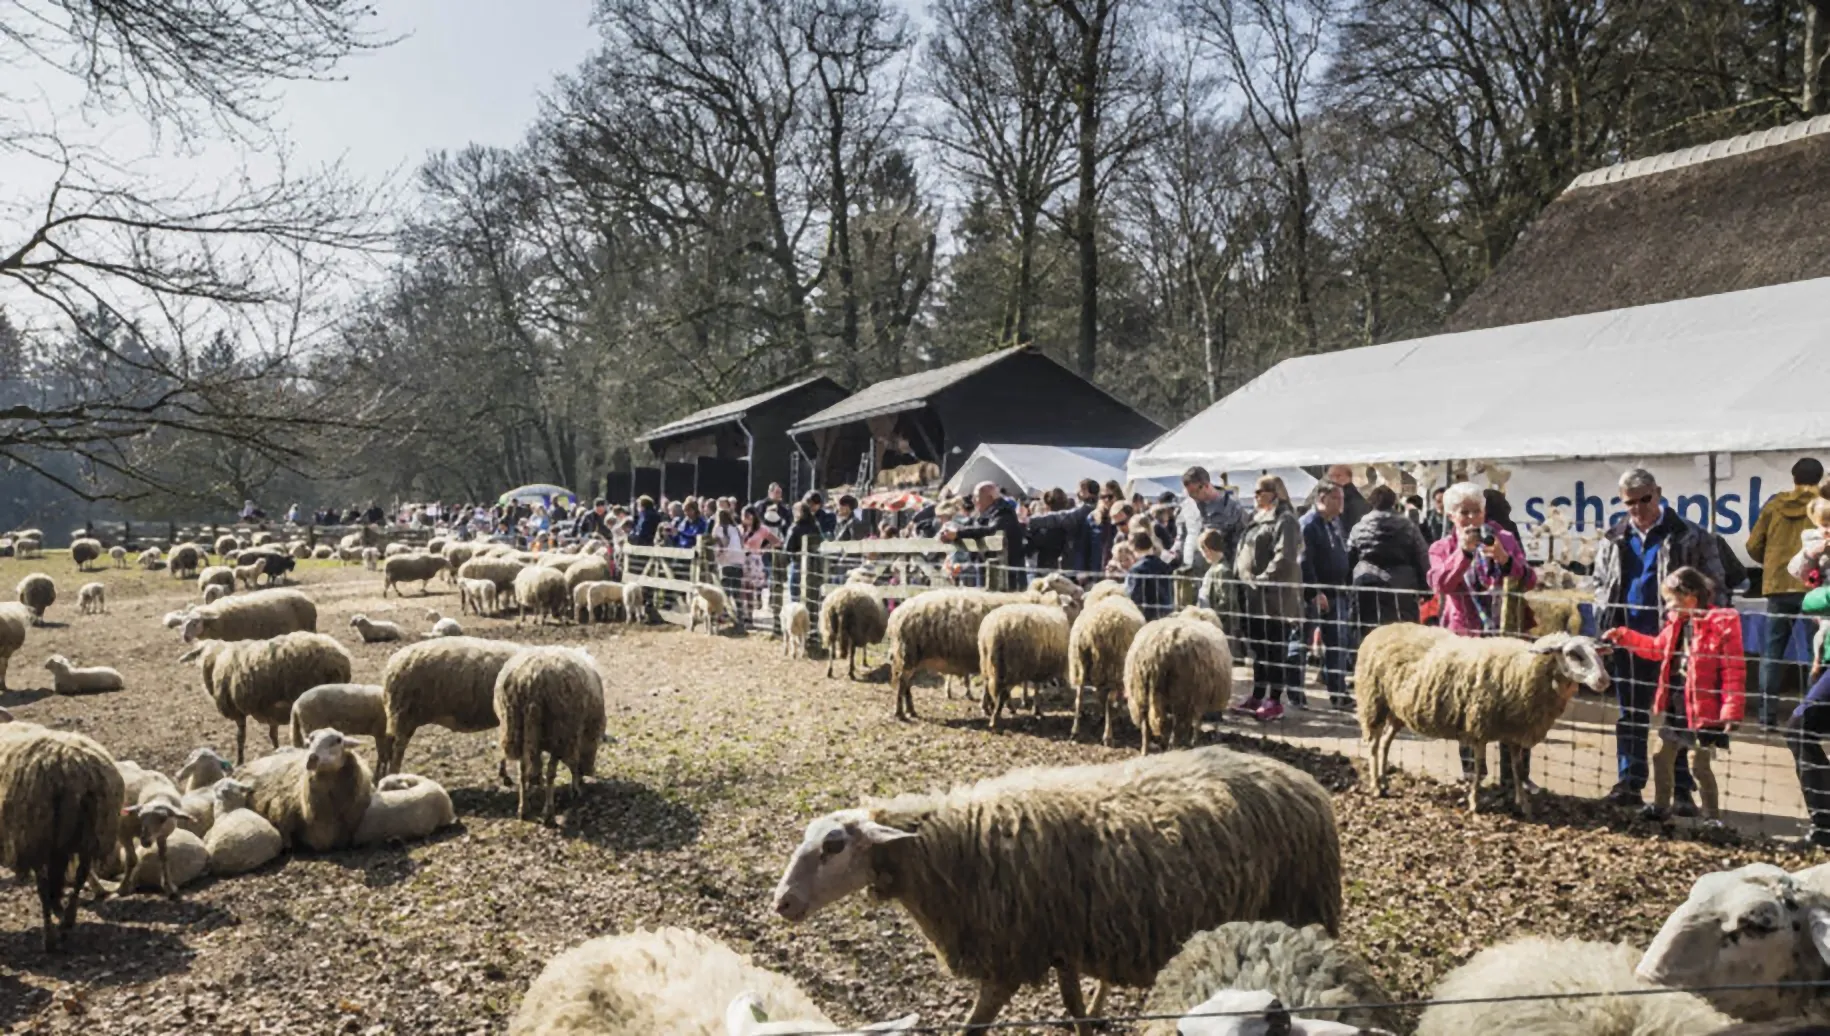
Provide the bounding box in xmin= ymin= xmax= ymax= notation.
xmin=380 ymin=637 xmax=521 ymax=777
xmin=201 ymin=779 xmax=283 ymax=875
xmin=1356 ymin=625 xmax=1611 ymax=815
xmin=198 ymin=565 xmax=236 ymax=599
xmin=288 ymin=541 xmax=311 ymax=559
xmin=77 ymin=582 xmax=105 ymax=615
xmin=182 ymin=631 xmax=353 ymax=763
xmin=108 ymin=545 xmax=126 ymax=568
xmin=290 ymin=683 xmax=386 ymax=748
xmin=774 ymin=745 xmax=1342 ymax=1033
xmin=0 ymin=721 xmax=124 ymax=950
xmin=572 ymin=581 xmax=623 ymax=624
xmin=1069 ymin=595 xmax=1145 ymax=745
xmin=202 ymin=583 xmax=229 ymax=605
xmin=1125 ymin=608 xmax=1233 ymax=755
xmin=168 ymin=542 xmax=203 ymax=578
xmin=508 ymin=926 xmax=918 ymax=1036
xmin=1173 ymin=989 xmax=1373 ymax=1036
xmin=686 ymin=582 xmax=732 ymax=634
xmin=139 ymin=546 xmax=165 ymax=570
xmin=979 ymin=601 xmax=1071 ymax=729
xmin=780 ymin=599 xmax=809 ymax=659
xmin=179 ymin=587 xmax=318 ymax=643
xmin=311 ymin=544 xmax=335 ymax=560
xmin=70 ymin=537 xmax=103 ymax=571
xmin=459 ymin=576 xmax=500 ymax=617
xmin=0 ymin=602 xmax=29 ymax=691
xmin=352 ymin=772 xmax=456 ymax=846
xmin=17 ymin=572 xmax=55 ymax=623
xmin=515 ymin=565 xmax=570 ymax=626
xmin=458 ymin=557 xmax=526 ymax=612
xmin=349 ymin=613 xmax=404 ymax=643
xmin=44 ymin=655 xmax=124 ymax=695
xmin=424 ymin=616 xmax=463 ymax=638
xmin=384 ymin=542 xmax=410 ymax=558
xmin=384 ymin=552 xmax=448 ymax=596
xmin=494 ymin=646 xmax=606 ymax=824
xmin=239 ymin=727 xmax=374 ymax=852
xmin=1139 ymin=921 xmax=1389 ymax=1036
xmin=113 ymin=765 xmax=196 ymax=898
xmin=819 ymin=583 xmax=887 ymax=680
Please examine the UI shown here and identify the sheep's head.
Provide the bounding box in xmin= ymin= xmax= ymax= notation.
xmin=124 ymin=800 xmax=192 ymax=847
xmin=349 ymin=614 xmax=367 ymax=627
xmin=376 ymin=773 xmax=422 ymax=793
xmin=42 ymin=655 xmax=69 ymax=674
xmin=1174 ymin=989 xmax=1370 ymax=1036
xmin=773 ymin=809 xmax=916 ymax=923
xmin=1638 ymin=863 xmax=1830 ymax=1021
xmin=303 ymin=728 xmax=364 ymax=774
xmin=176 ymin=747 xmax=232 ymax=791
xmin=211 ymin=778 xmax=254 ymax=812
xmin=723 ymin=992 xmax=916 ymax=1035
xmin=1527 ymin=633 xmax=1610 ymax=694
xmin=179 ymin=612 xmax=212 ymax=643
xmin=1179 ymin=606 xmax=1225 ymax=631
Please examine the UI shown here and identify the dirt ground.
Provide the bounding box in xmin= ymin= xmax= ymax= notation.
xmin=0 ymin=556 xmax=1815 ymax=1034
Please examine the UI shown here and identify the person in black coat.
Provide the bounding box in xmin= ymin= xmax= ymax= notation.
xmin=1023 ymin=488 xmax=1076 ymax=572
xmin=1298 ymin=481 xmax=1354 ymax=708
xmin=944 ymin=481 xmax=1026 ymax=575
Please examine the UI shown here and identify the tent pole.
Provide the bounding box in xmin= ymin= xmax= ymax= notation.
xmin=1707 ymin=452 xmax=1720 ymax=534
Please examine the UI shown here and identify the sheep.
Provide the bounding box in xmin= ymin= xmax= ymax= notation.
xmin=168 ymin=542 xmax=204 ymax=578
xmin=289 ymin=683 xmax=386 ymax=748
xmin=239 ymin=550 xmax=294 ymax=585
xmin=69 ymin=537 xmax=103 ymax=571
xmin=352 ymin=772 xmax=456 ymax=846
xmin=349 ymin=613 xmax=404 ymax=643
xmin=339 ymin=531 xmax=363 ymax=553
xmin=459 ymin=556 xmax=527 ymax=611
xmin=507 ymin=926 xmax=919 ymax=1036
xmin=819 ymin=583 xmax=888 ymax=680
xmin=251 ymin=531 xmax=278 ymax=547
xmin=773 ymin=745 xmax=1342 ymax=1034
xmin=1084 ymin=579 xmax=1129 ymax=606
xmin=687 ymin=582 xmax=733 ymax=634
xmin=1125 ymin=608 xmax=1234 ymax=755
xmin=622 ymin=583 xmax=648 ymax=626
xmin=0 ymin=602 xmax=28 ymax=690
xmin=202 ymin=583 xmax=230 ymax=606
xmin=456 ymin=576 xmax=494 ymax=615
xmin=1415 ymin=937 xmax=1733 ymax=1036
xmin=572 ymin=581 xmax=623 ymax=624
xmin=44 ymin=655 xmax=124 ymax=695
xmin=17 ymin=572 xmax=55 ymax=623
xmin=105 ymin=545 xmax=124 ymax=568
xmin=112 ymin=766 xmax=195 ymax=898
xmin=384 ymin=541 xmax=411 ymax=557
xmin=978 ymin=602 xmax=1071 ymax=729
xmin=382 ymin=552 xmax=449 ymax=597
xmin=179 ymin=587 xmax=318 ymax=643
xmin=288 ymin=541 xmax=311 ymax=559
xmin=138 ymin=545 xmax=165 ymax=569
xmin=0 ymin=722 xmax=124 ymax=950
xmin=1355 ymin=625 xmax=1611 ymax=815
xmin=77 ymin=581 xmax=105 ymax=615
xmin=515 ymin=565 xmax=571 ymax=626
xmin=214 ymin=534 xmax=241 ymax=557
xmin=1069 ymin=594 xmax=1145 ymax=745
xmin=174 ymin=760 xmax=237 ymax=837
xmin=1173 ymin=990 xmax=1379 ymax=1036
xmin=180 ymin=631 xmax=353 ymax=763
xmin=563 ymin=554 xmax=612 ymax=594
xmin=425 ymin=616 xmax=463 ymax=638
xmin=201 ymin=778 xmax=282 ymax=875
xmin=380 ymin=636 xmax=521 ymax=777
xmin=442 ymin=542 xmax=477 ymax=580
xmin=426 ymin=536 xmax=447 ymax=554
xmin=311 ymin=544 xmax=335 ymax=560
xmin=886 ymin=588 xmax=1052 ymax=719
xmin=1138 ymin=922 xmax=1389 ymax=1036
xmin=14 ymin=533 xmax=42 ymax=559
xmin=238 ymin=727 xmax=373 ymax=852
xmin=493 ymin=646 xmax=606 ymax=824
xmin=363 ymin=547 xmax=381 ymax=571
xmin=780 ymin=599 xmax=810 ymax=659
xmin=198 ymin=565 xmax=236 ymax=599
xmin=537 ymin=551 xmax=573 ymax=569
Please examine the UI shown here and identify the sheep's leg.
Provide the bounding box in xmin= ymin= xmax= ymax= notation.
xmin=963 ymin=980 xmax=1018 ymax=1032
xmin=157 ymin=836 xmax=178 ymax=899
xmin=1510 ymin=744 xmax=1532 ymax=819
xmin=1465 ymin=742 xmax=1483 ymax=813
xmin=516 ymin=755 xmax=533 ymax=821
xmin=1087 ymin=980 xmax=1110 ymax=1018
xmin=62 ymin=854 xmax=91 ymax=938
xmin=389 ymin=726 xmax=414 ymax=778
xmin=542 ymin=754 xmax=560 ymax=825
xmin=1070 ymin=684 xmax=1087 ymax=739
xmin=1373 ymin=724 xmax=1401 ymax=796
xmin=267 ymin=723 xmax=280 ymax=750
xmin=1102 ymin=689 xmax=1117 ymax=748
xmin=848 ymin=645 xmax=859 ymax=681
xmin=824 ymin=646 xmax=835 ymax=678
xmin=1055 ymin=965 xmax=1094 ymax=1036
xmin=1032 ymin=683 xmax=1044 ymax=719
xmin=986 ymin=681 xmax=1003 ymax=730
xmin=37 ymin=862 xmax=62 ymax=952
xmin=235 ymin=718 xmax=248 ymax=765
xmin=1138 ymin=709 xmax=1152 ymax=757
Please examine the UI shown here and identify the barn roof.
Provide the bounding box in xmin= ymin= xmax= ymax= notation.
xmin=787 ymin=345 xmax=1030 ymax=433
xmin=638 ymin=376 xmax=843 ymax=443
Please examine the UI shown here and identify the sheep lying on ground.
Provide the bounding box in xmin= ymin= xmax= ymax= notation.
xmin=1126 ymin=608 xmax=1233 ymax=755
xmin=508 ymin=926 xmax=918 ymax=1036
xmin=381 ymin=637 xmax=521 ymax=777
xmin=460 ymin=576 xmax=500 ymax=616
xmin=819 ymin=583 xmax=887 ymax=679
xmin=202 ymin=778 xmax=282 ymax=875
xmin=773 ymin=745 xmax=1342 ymax=1034
xmin=1069 ymin=595 xmax=1145 ymax=745
xmin=290 ymin=683 xmax=386 ymax=747
xmin=384 ymin=553 xmax=449 ymax=596
xmin=979 ymin=601 xmax=1071 ymax=729
xmin=687 ymin=583 xmax=733 ymax=634
xmin=213 ymin=534 xmax=240 ymax=557
xmin=349 ymin=614 xmax=404 ymax=643
xmin=311 ymin=545 xmax=334 ymax=560
xmin=1139 ymin=922 xmax=1389 ymax=1036
xmin=494 ymin=646 xmax=606 ymax=824
xmin=779 ymin=599 xmax=809 ymax=659
xmin=1356 ymin=625 xmax=1611 ymax=815
xmin=77 ymin=582 xmax=105 ymax=615
xmin=0 ymin=721 xmax=124 ymax=950
xmin=239 ymin=727 xmax=373 ymax=852
xmin=515 ymin=566 xmax=569 ymax=625
xmin=17 ymin=572 xmax=55 ymax=623
xmin=1172 ymin=989 xmax=1375 ymax=1036
xmin=385 ymin=542 xmax=410 ymax=558
xmin=179 ymin=587 xmax=317 ymax=643
xmin=572 ymin=581 xmax=623 ymax=624
xmin=70 ymin=537 xmax=103 ymax=571
xmin=288 ymin=541 xmax=311 ymax=559
xmin=353 ymin=772 xmax=456 ymax=846
xmin=44 ymin=655 xmax=124 ymax=695
xmin=139 ymin=546 xmax=165 ymax=570
xmin=181 ymin=631 xmax=353 ymax=763
xmin=424 ymin=615 xmax=463 ymax=638
xmin=202 ymin=584 xmax=229 ymax=605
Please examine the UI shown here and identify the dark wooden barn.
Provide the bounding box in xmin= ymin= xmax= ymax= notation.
xmin=636 ymin=376 xmax=849 ymax=503
xmin=787 ymin=345 xmax=1164 ymax=489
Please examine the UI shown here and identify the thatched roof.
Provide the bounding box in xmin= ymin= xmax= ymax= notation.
xmin=1447 ymin=115 xmax=1830 ymax=333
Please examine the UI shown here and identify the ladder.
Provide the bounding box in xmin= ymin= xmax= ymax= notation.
xmin=854 ymin=450 xmax=872 ymax=491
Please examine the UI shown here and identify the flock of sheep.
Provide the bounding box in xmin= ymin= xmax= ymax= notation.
xmin=0 ymin=528 xmax=1806 ymax=1035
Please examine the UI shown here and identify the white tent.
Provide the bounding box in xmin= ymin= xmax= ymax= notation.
xmin=1128 ymin=276 xmax=1830 ymax=481
xmin=943 ymin=443 xmax=1314 ymax=502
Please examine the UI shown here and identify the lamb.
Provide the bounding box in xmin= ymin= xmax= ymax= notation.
xmin=1172 ymin=989 xmax=1375 ymax=1036
xmin=111 ymin=765 xmax=196 ymax=898
xmin=621 ymin=583 xmax=648 ymax=625
xmin=106 ymin=545 xmax=125 ymax=569
xmin=457 ymin=576 xmax=496 ymax=616
xmin=978 ymin=601 xmax=1071 ymax=729
xmin=0 ymin=602 xmax=28 ymax=690
xmin=1125 ymin=608 xmax=1234 ymax=755
xmin=17 ymin=572 xmax=55 ymax=623
xmin=202 ymin=584 xmax=229 ymax=605
xmin=1355 ymin=625 xmax=1611 ymax=815
xmin=120 ymin=829 xmax=208 ymax=894
xmin=289 ymin=683 xmax=386 ymax=747
xmin=459 ymin=556 xmax=527 ymax=611
xmin=238 ymin=727 xmax=374 ymax=852
xmin=44 ymin=654 xmax=124 ymax=695
xmin=349 ymin=613 xmax=404 ymax=643
xmin=779 ymin=599 xmax=810 ymax=659
xmin=201 ymin=778 xmax=282 ymax=875
xmin=352 ymin=772 xmax=456 ymax=846
xmin=214 ymin=534 xmax=241 ymax=557
xmin=380 ymin=636 xmax=522 ymax=777
xmin=886 ymin=588 xmax=1056 ymax=719
xmin=1415 ymin=937 xmax=1733 ymax=1036
xmin=68 ymin=537 xmax=103 ymax=571
xmin=0 ymin=722 xmax=124 ymax=950
xmin=515 ymin=565 xmax=570 ymax=626
xmin=1138 ymin=921 xmax=1389 ymax=1036
xmin=1068 ymin=594 xmax=1145 ymax=745
xmin=174 ymin=751 xmax=237 ymax=836
xmin=383 ymin=552 xmax=449 ymax=596
xmin=180 ymin=631 xmax=353 ymax=763
xmin=232 ymin=561 xmax=263 ymax=590
xmin=818 ymin=583 xmax=887 ymax=680
xmin=168 ymin=542 xmax=203 ymax=578
xmin=773 ymin=745 xmax=1342 ymax=1034
xmin=572 ymin=581 xmax=623 ymax=624
xmin=687 ymin=582 xmax=733 ymax=634
xmin=139 ymin=545 xmax=165 ymax=569
xmin=179 ymin=587 xmax=318 ymax=643
xmin=77 ymin=581 xmax=105 ymax=615
xmin=507 ymin=926 xmax=918 ymax=1036
xmin=493 ymin=646 xmax=606 ymax=824
xmin=363 ymin=547 xmax=382 ymax=570
xmin=424 ymin=616 xmax=463 ymax=638
xmin=198 ymin=565 xmax=237 ymax=598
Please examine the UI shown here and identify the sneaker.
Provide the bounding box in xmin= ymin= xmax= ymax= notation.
xmin=1639 ymin=803 xmax=1668 ymax=821
xmin=1603 ymin=784 xmax=1643 ymax=807
xmin=1701 ymin=818 xmax=1725 ymax=830
xmin=1329 ymin=695 xmax=1355 ymax=711
xmin=1255 ymin=700 xmax=1285 ymax=722
xmin=1231 ymin=698 xmax=1262 ymax=716
xmin=1518 ymin=780 xmax=1544 ymax=797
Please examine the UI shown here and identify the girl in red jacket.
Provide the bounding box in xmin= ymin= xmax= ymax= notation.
xmin=1602 ymin=566 xmax=1745 ymax=823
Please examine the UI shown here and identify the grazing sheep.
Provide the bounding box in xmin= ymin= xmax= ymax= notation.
xmin=108 ymin=545 xmax=126 ymax=568
xmin=383 ymin=552 xmax=449 ymax=596
xmin=0 ymin=722 xmax=124 ymax=950
xmin=508 ymin=926 xmax=919 ymax=1036
xmin=138 ymin=546 xmax=165 ymax=570
xmin=201 ymin=779 xmax=282 ymax=875
xmin=349 ymin=613 xmax=404 ymax=643
xmin=886 ymin=588 xmax=1043 ymax=719
xmin=352 ymin=772 xmax=456 ymax=846
xmin=1356 ymin=625 xmax=1611 ymax=815
xmin=16 ymin=572 xmax=56 ymax=623
xmin=76 ymin=582 xmax=105 ymax=615
xmin=1125 ymin=609 xmax=1234 ymax=755
xmin=460 ymin=556 xmax=527 ymax=611
xmin=214 ymin=534 xmax=240 ymax=557
xmin=180 ymin=631 xmax=353 ymax=763
xmin=687 ymin=582 xmax=733 ymax=634
xmin=1069 ymin=595 xmax=1145 ymax=745
xmin=1139 ymin=922 xmax=1389 ymax=1036
xmin=289 ymin=683 xmax=386 ymax=748
xmin=424 ymin=616 xmax=463 ymax=638
xmin=198 ymin=566 xmax=236 ymax=599
xmin=773 ymin=745 xmax=1342 ymax=1033
xmin=0 ymin=602 xmax=29 ymax=690
xmin=572 ymin=581 xmax=623 ymax=624
xmin=311 ymin=544 xmax=334 ymax=560
xmin=44 ymin=655 xmax=124 ymax=695
xmin=202 ymin=583 xmax=230 ymax=605
xmin=426 ymin=537 xmax=447 ymax=554
xmin=819 ymin=584 xmax=888 ymax=680
xmin=1415 ymin=937 xmax=1733 ymax=1036
xmin=238 ymin=727 xmax=373 ymax=852
xmin=380 ymin=636 xmax=521 ymax=777
xmin=515 ymin=565 xmax=570 ymax=626
xmin=563 ymin=554 xmax=612 ymax=594
xmin=179 ymin=587 xmax=318 ymax=643
xmin=493 ymin=646 xmax=606 ymax=824
xmin=69 ymin=537 xmax=103 ymax=571
xmin=978 ymin=602 xmax=1071 ymax=729
xmin=168 ymin=542 xmax=204 ymax=578
xmin=780 ymin=599 xmax=810 ymax=659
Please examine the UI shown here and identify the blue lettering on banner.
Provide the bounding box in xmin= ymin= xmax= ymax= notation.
xmin=1524 ymin=499 xmax=1545 ymax=523
xmin=1518 ymin=479 xmax=1775 ymax=537
xmin=1748 ymin=477 xmax=1764 ymax=529
xmin=1715 ymin=494 xmax=1743 ymax=534
xmin=1677 ymin=494 xmax=1708 ymax=526
xmin=1575 ymin=481 xmax=1604 ymax=530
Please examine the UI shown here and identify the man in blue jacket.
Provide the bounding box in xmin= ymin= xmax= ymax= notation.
xmin=629 ymin=495 xmax=661 ymax=547
xmin=1299 ymin=481 xmax=1354 ymax=709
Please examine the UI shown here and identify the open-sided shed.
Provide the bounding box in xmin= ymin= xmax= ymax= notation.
xmin=637 ymin=376 xmax=848 ymax=502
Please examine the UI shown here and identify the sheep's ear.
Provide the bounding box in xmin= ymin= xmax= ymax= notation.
xmin=854 ymin=819 xmax=916 ymax=845
xmin=122 ymin=806 xmax=139 ymax=817
xmin=1808 ymin=906 xmax=1830 ymax=966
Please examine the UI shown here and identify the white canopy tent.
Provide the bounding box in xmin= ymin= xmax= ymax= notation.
xmin=945 ymin=443 xmax=1314 ymax=502
xmin=1128 ymin=276 xmax=1830 ymax=481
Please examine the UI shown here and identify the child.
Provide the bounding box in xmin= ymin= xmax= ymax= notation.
xmin=1105 ymin=540 xmax=1138 ymax=579
xmin=1792 ymin=582 xmax=1830 ymax=847
xmin=1787 ymin=497 xmax=1830 ymax=589
xmin=1194 ymin=528 xmax=1228 ymax=615
xmin=1603 ymin=566 xmax=1744 ymax=823
xmin=1124 ymin=530 xmax=1175 ymax=620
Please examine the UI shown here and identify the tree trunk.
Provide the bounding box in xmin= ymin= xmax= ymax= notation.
xmin=1072 ymin=13 xmax=1102 ymax=378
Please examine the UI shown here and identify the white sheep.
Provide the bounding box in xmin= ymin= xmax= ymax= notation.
xmin=514 ymin=565 xmax=570 ymax=626
xmin=111 ymin=765 xmax=194 ymax=898
xmin=424 ymin=616 xmax=463 ymax=638
xmin=1172 ymin=990 xmax=1372 ymax=1036
xmin=202 ymin=778 xmax=282 ymax=875
xmin=201 ymin=583 xmax=229 ymax=606
xmin=458 ymin=576 xmax=499 ymax=616
xmin=289 ymin=683 xmax=386 ymax=747
xmin=493 ymin=646 xmax=606 ymax=824
xmin=349 ymin=613 xmax=404 ymax=643
xmin=779 ymin=599 xmax=809 ymax=659
xmin=687 ymin=582 xmax=733 ymax=635
xmin=352 ymin=773 xmax=456 ymax=846
xmin=572 ymin=580 xmax=624 ymax=624
xmin=1069 ymin=595 xmax=1145 ymax=745
xmin=380 ymin=637 xmax=521 ymax=778
xmin=239 ymin=727 xmax=373 ymax=852
xmin=1125 ymin=608 xmax=1233 ymax=755
xmin=1140 ymin=922 xmax=1388 ymax=1036
xmin=622 ymin=583 xmax=648 ymax=626
xmin=108 ymin=546 xmax=126 ymax=569
xmin=138 ymin=546 xmax=165 ymax=570
xmin=43 ymin=654 xmax=124 ymax=695
xmin=181 ymin=631 xmax=353 ymax=763
xmin=979 ymin=601 xmax=1071 ymax=729
xmin=817 ymin=584 xmax=887 ymax=680
xmin=197 ymin=565 xmax=236 ymax=599
xmin=120 ymin=829 xmax=208 ymax=895
xmin=233 ymin=561 xmax=264 ymax=590
xmin=77 ymin=582 xmax=105 ymax=615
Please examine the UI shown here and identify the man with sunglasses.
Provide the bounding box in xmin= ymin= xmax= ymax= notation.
xmin=1593 ymin=467 xmax=1726 ymax=810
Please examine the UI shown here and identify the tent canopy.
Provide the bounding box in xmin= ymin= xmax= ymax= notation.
xmin=499 ymin=484 xmax=577 ymax=507
xmin=1129 ymin=276 xmax=1830 ymax=481
xmin=942 ymin=443 xmax=1182 ymax=499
